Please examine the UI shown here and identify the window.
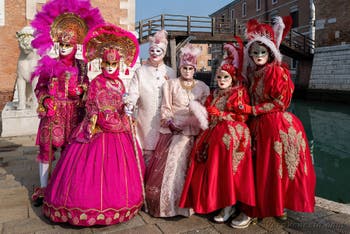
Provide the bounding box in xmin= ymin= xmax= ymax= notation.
xmin=290 ymin=11 xmax=299 ymax=28
xmin=242 ymin=2 xmax=247 ymax=17
xmin=256 ymin=0 xmax=261 ymax=11
xmin=231 ymin=9 xmax=235 ymax=21
xmin=272 ymin=0 xmax=278 ymax=4
xmin=221 ymin=14 xmax=225 ymax=23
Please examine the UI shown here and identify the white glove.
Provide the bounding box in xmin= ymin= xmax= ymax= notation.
xmin=124 ymin=103 xmax=134 ymax=116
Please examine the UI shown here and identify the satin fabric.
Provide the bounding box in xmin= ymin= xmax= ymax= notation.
xmin=242 ymin=63 xmax=316 ymax=218
xmin=43 ymin=74 xmax=145 ymax=226
xmin=145 ymin=78 xmax=210 ymax=217
xmin=179 ymin=85 xmax=256 ymax=213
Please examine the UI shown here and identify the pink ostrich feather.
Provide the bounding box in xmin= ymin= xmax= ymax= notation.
xmin=83 ymin=24 xmax=140 ymax=67
xmin=31 ymin=0 xmax=104 ymax=56
xmin=31 ymin=55 xmax=78 ymax=82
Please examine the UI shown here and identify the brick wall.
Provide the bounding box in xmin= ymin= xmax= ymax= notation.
xmin=315 ymin=0 xmax=350 ymax=47
xmin=0 ymin=0 xmax=27 ymax=110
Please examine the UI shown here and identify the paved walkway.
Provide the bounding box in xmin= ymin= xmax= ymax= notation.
xmin=0 ymin=135 xmax=349 ymax=234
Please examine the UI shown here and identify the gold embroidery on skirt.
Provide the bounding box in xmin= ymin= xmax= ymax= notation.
xmin=283 ymin=112 xmax=293 ymax=124
xmin=222 ymin=124 xmax=247 ymax=174
xmin=97 ymin=213 xmax=105 ymax=220
xmin=80 ymin=213 xmax=87 ymax=220
xmin=274 ymin=141 xmax=283 ymax=178
xmin=279 ymin=126 xmax=305 ymax=180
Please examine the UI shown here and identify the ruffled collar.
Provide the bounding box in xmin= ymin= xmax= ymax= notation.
xmin=102 ymin=69 xmax=120 ymax=80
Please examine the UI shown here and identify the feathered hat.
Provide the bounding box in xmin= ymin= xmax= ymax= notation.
xmin=179 ymin=44 xmax=202 ymax=69
xmin=244 ymin=16 xmax=292 ymax=64
xmin=83 ymin=24 xmax=139 ymax=68
xmin=222 ymin=36 xmax=244 ymax=74
xmin=148 ymin=30 xmax=168 ymax=52
xmin=31 ymin=0 xmax=104 ymax=56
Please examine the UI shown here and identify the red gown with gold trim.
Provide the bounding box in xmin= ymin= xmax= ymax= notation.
xmin=179 ymin=85 xmax=256 ymax=213
xmin=242 ymin=62 xmax=316 ymax=218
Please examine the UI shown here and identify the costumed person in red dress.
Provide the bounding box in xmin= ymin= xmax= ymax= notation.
xmin=230 ymin=16 xmax=316 ymax=229
xmin=30 ymin=0 xmax=104 ymax=207
xmin=145 ymin=44 xmax=210 ymax=217
xmin=43 ymin=24 xmax=145 ymax=226
xmin=179 ymin=40 xmax=255 ymax=223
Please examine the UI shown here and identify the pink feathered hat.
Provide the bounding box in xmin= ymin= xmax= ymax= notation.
xmin=179 ymin=44 xmax=201 ymax=69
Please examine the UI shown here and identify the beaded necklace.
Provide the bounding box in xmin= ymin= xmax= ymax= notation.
xmin=179 ymin=77 xmax=196 ymax=91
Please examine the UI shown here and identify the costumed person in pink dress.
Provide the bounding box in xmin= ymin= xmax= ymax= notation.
xmin=145 ymin=44 xmax=210 ymax=217
xmin=128 ymin=30 xmax=176 ymax=166
xmin=30 ymin=0 xmax=104 ymax=207
xmin=179 ymin=52 xmax=255 ymax=222
xmin=230 ymin=16 xmax=316 ymax=229
xmin=42 ymin=24 xmax=145 ymax=226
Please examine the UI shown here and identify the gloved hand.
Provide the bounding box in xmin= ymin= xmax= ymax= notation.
xmin=124 ymin=103 xmax=133 ymax=116
xmin=206 ymin=106 xmax=221 ymax=116
xmin=167 ymin=120 xmax=182 ymax=134
xmin=236 ymin=104 xmax=252 ymax=114
xmin=43 ymin=97 xmax=55 ymax=117
xmin=68 ymin=86 xmax=83 ymax=97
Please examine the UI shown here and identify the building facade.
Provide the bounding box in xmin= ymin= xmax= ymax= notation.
xmin=0 ymin=0 xmax=135 ymax=110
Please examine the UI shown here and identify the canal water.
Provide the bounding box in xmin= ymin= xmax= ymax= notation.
xmin=290 ymin=98 xmax=350 ymax=204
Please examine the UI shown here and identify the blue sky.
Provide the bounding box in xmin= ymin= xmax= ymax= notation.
xmin=136 ymin=0 xmax=233 ymax=21
xmin=135 ymin=0 xmax=233 ymax=59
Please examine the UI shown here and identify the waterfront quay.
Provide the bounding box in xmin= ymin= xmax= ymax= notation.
xmin=0 ymin=135 xmax=349 ymax=234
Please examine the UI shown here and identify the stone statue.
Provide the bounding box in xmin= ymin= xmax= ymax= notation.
xmin=15 ymin=26 xmax=40 ymax=110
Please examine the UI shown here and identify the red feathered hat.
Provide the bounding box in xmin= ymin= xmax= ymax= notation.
xmin=245 ymin=16 xmax=292 ymax=64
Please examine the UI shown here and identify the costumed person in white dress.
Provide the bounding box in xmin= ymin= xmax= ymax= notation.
xmin=43 ymin=23 xmax=145 ymax=226
xmin=145 ymin=44 xmax=210 ymax=217
xmin=128 ymin=30 xmax=176 ymax=166
xmin=30 ymin=0 xmax=104 ymax=207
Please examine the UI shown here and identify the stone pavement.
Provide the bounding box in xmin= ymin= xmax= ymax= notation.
xmin=0 ymin=135 xmax=350 ymax=234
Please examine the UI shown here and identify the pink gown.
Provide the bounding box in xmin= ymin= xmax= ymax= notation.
xmin=43 ymin=72 xmax=145 ymax=226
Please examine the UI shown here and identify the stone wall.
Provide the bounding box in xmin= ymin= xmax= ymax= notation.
xmin=309 ymin=44 xmax=350 ymax=91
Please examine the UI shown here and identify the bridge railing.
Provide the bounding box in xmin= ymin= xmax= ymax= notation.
xmin=284 ymin=30 xmax=315 ymax=56
xmin=136 ymin=14 xmax=239 ymax=42
xmin=136 ymin=14 xmax=314 ymax=57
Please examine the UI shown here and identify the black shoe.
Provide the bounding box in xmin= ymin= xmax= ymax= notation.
xmin=33 ymin=197 xmax=44 ymax=207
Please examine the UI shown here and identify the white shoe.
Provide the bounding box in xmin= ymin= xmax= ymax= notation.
xmin=230 ymin=212 xmax=253 ymax=229
xmin=213 ymin=206 xmax=235 ymax=223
